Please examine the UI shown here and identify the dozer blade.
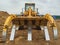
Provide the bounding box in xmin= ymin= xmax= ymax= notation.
xmin=10 ymin=25 xmax=16 ymax=41
xmin=53 ymin=27 xmax=58 ymax=40
xmin=28 ymin=25 xmax=32 ymax=41
xmin=44 ymin=26 xmax=50 ymax=41
xmin=2 ymin=30 xmax=7 ymax=41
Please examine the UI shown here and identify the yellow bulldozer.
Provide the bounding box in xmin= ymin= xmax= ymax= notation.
xmin=2 ymin=3 xmax=58 ymax=41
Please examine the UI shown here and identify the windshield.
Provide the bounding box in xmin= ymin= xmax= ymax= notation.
xmin=25 ymin=4 xmax=35 ymax=11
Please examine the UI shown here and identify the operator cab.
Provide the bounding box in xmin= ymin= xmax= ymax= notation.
xmin=25 ymin=3 xmax=35 ymax=11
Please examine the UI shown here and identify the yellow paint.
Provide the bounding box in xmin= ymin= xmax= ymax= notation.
xmin=3 ymin=28 xmax=7 ymax=32
xmin=43 ymin=13 xmax=57 ymax=27
xmin=3 ymin=14 xmax=16 ymax=31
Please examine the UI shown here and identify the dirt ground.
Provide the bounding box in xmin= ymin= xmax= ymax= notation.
xmin=0 ymin=19 xmax=60 ymax=45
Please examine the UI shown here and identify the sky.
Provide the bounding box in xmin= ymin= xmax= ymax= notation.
xmin=0 ymin=0 xmax=60 ymax=15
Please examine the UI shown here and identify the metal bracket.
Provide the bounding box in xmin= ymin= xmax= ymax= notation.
xmin=10 ymin=25 xmax=16 ymax=41
xmin=44 ymin=26 xmax=50 ymax=41
xmin=28 ymin=25 xmax=32 ymax=41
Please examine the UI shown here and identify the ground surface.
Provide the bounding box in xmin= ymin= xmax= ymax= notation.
xmin=0 ymin=20 xmax=60 ymax=45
